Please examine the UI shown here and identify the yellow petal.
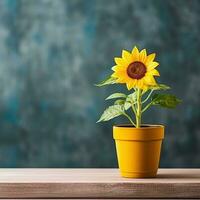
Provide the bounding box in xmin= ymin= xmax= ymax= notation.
xmin=112 ymin=65 xmax=122 ymax=71
xmin=142 ymin=86 xmax=149 ymax=93
xmin=147 ymin=61 xmax=159 ymax=71
xmin=138 ymin=79 xmax=144 ymax=89
xmin=111 ymin=72 xmax=118 ymax=78
xmin=112 ymin=69 xmax=126 ymax=78
xmin=137 ymin=79 xmax=144 ymax=88
xmin=147 ymin=69 xmax=160 ymax=76
xmin=139 ymin=49 xmax=147 ymax=62
xmin=117 ymin=76 xmax=128 ymax=83
xmin=143 ymin=75 xmax=157 ymax=85
xmin=116 ymin=78 xmax=124 ymax=83
xmin=122 ymin=50 xmax=133 ymax=63
xmin=131 ymin=46 xmax=139 ymax=61
xmin=126 ymin=82 xmax=134 ymax=90
xmin=114 ymin=57 xmax=128 ymax=66
xmin=111 ymin=65 xmax=117 ymax=71
xmin=145 ymin=53 xmax=156 ymax=65
xmin=128 ymin=80 xmax=137 ymax=88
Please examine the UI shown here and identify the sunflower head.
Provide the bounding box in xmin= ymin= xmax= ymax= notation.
xmin=111 ymin=46 xmax=160 ymax=90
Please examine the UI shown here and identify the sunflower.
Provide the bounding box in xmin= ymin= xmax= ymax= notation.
xmin=111 ymin=46 xmax=160 ymax=90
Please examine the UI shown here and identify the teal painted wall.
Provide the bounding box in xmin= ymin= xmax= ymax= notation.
xmin=0 ymin=0 xmax=199 ymax=167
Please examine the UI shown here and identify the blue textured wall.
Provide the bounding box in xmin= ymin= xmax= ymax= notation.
xmin=0 ymin=0 xmax=199 ymax=167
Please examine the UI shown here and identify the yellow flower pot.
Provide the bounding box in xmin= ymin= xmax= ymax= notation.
xmin=113 ymin=125 xmax=164 ymax=178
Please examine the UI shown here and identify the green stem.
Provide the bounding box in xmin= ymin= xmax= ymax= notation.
xmin=142 ymin=102 xmax=153 ymax=113
xmin=131 ymin=104 xmax=136 ymax=115
xmin=142 ymin=90 xmax=153 ymax=104
xmin=131 ymin=91 xmax=137 ymax=115
xmin=136 ymin=88 xmax=142 ymax=128
xmin=123 ymin=112 xmax=136 ymax=126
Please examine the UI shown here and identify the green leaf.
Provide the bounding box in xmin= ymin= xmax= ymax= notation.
xmin=114 ymin=99 xmax=125 ymax=105
xmin=152 ymin=93 xmax=182 ymax=108
xmin=126 ymin=92 xmax=137 ymax=104
xmin=95 ymin=76 xmax=117 ymax=87
xmin=124 ymin=101 xmax=132 ymax=110
xmin=106 ymin=93 xmax=126 ymax=100
xmin=97 ymin=105 xmax=124 ymax=122
xmin=114 ymin=99 xmax=131 ymax=110
xmin=114 ymin=98 xmax=131 ymax=110
xmin=121 ymin=92 xmax=137 ymax=110
xmin=150 ymin=84 xmax=171 ymax=91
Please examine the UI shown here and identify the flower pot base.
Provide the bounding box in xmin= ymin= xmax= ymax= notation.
xmin=120 ymin=170 xmax=157 ymax=178
xmin=113 ymin=125 xmax=164 ymax=179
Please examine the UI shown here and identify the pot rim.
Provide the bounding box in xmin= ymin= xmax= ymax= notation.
xmin=113 ymin=124 xmax=164 ymax=141
xmin=113 ymin=124 xmax=164 ymax=129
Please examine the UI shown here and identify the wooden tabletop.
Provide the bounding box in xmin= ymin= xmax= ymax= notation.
xmin=0 ymin=168 xmax=199 ymax=199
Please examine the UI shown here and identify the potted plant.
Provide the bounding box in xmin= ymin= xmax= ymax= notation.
xmin=96 ymin=46 xmax=181 ymax=178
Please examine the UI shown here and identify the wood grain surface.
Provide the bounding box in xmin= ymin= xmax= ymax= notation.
xmin=0 ymin=168 xmax=199 ymax=198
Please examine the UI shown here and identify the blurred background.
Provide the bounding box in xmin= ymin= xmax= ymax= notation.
xmin=0 ymin=0 xmax=199 ymax=167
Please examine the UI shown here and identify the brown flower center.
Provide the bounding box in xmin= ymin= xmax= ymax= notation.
xmin=127 ymin=61 xmax=147 ymax=79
